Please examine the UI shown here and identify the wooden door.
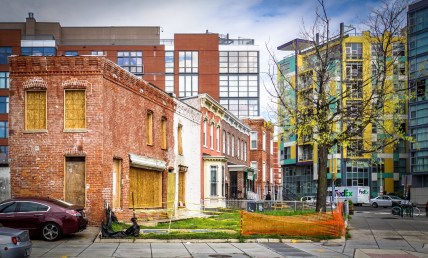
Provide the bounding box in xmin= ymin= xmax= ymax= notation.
xmin=65 ymin=157 xmax=85 ymax=206
xmin=167 ymin=173 xmax=176 ymax=218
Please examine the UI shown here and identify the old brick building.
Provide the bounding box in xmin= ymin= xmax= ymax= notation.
xmin=9 ymin=56 xmax=175 ymax=224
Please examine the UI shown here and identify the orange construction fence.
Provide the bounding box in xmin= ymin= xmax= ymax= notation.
xmin=240 ymin=203 xmax=345 ymax=238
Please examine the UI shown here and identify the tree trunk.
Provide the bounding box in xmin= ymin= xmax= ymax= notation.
xmin=316 ymin=145 xmax=329 ymax=212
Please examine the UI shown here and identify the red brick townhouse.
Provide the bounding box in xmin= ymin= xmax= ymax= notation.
xmin=182 ymin=94 xmax=251 ymax=208
xmin=243 ymin=118 xmax=277 ymax=200
xmin=8 ymin=56 xmax=176 ymax=224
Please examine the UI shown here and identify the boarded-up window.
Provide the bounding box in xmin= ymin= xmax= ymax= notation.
xmin=178 ymin=170 xmax=186 ymax=206
xmin=146 ymin=111 xmax=153 ymax=145
xmin=161 ymin=117 xmax=167 ymax=149
xmin=112 ymin=159 xmax=122 ymax=209
xmin=65 ymin=90 xmax=85 ymax=129
xmin=25 ymin=91 xmax=46 ymax=130
xmin=178 ymin=124 xmax=183 ymax=155
xmin=129 ymin=167 xmax=162 ymax=208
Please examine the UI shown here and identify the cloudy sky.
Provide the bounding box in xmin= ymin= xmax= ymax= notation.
xmin=1 ymin=0 xmax=385 ymax=119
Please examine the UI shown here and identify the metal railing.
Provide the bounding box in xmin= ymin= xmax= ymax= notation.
xmin=225 ymin=200 xmax=315 ymax=212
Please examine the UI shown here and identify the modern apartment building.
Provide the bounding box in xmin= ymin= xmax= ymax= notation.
xmin=166 ymin=33 xmax=260 ymax=118
xmin=0 ymin=13 xmax=260 ymax=118
xmin=277 ymin=27 xmax=408 ymax=200
xmin=408 ymin=0 xmax=428 ymax=203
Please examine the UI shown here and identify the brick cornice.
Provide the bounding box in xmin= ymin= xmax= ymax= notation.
xmin=9 ymin=56 xmax=176 ymax=112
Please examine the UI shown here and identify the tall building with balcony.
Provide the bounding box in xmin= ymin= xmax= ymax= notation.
xmin=408 ymin=0 xmax=428 ymax=203
xmin=277 ymin=26 xmax=407 ymax=200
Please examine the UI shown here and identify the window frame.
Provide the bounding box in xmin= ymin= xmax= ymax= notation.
xmin=25 ymin=90 xmax=47 ymax=131
xmin=0 ymin=96 xmax=9 ymax=114
xmin=210 ymin=122 xmax=214 ymax=150
xmin=64 ymin=89 xmax=86 ymax=131
xmin=250 ymin=131 xmax=258 ymax=150
xmin=0 ymin=121 xmax=8 ymax=138
xmin=0 ymin=47 xmax=12 ymax=64
xmin=210 ymin=165 xmax=218 ymax=196
xmin=161 ymin=117 xmax=167 ymax=150
xmin=117 ymin=51 xmax=143 ymax=76
xmin=0 ymin=72 xmax=9 ymax=89
xmin=178 ymin=124 xmax=183 ymax=155
xmin=203 ymin=119 xmax=207 ymax=147
xmin=146 ymin=111 xmax=154 ymax=146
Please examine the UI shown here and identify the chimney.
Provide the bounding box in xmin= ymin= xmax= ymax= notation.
xmin=340 ymin=23 xmax=344 ymax=37
xmin=26 ymin=12 xmax=36 ymax=36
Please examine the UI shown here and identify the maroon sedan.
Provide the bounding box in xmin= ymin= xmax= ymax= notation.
xmin=0 ymin=197 xmax=88 ymax=241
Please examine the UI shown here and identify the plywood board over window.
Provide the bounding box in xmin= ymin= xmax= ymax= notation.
xmin=161 ymin=118 xmax=167 ymax=149
xmin=167 ymin=173 xmax=176 ymax=218
xmin=146 ymin=111 xmax=153 ymax=145
xmin=178 ymin=170 xmax=186 ymax=206
xmin=25 ymin=91 xmax=46 ymax=130
xmin=178 ymin=124 xmax=183 ymax=155
xmin=64 ymin=90 xmax=86 ymax=129
xmin=112 ymin=159 xmax=122 ymax=209
xmin=129 ymin=167 xmax=162 ymax=208
xmin=65 ymin=157 xmax=85 ymax=206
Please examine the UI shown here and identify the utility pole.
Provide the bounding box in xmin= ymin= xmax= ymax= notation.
xmin=379 ymin=157 xmax=383 ymax=196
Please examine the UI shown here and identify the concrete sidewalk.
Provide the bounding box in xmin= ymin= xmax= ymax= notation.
xmin=348 ymin=209 xmax=428 ymax=258
xmin=29 ymin=209 xmax=428 ymax=257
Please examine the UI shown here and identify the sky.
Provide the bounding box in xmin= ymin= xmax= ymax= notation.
xmin=0 ymin=0 xmax=385 ymax=120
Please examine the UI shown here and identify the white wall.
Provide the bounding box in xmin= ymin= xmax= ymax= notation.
xmin=174 ymin=99 xmax=202 ymax=216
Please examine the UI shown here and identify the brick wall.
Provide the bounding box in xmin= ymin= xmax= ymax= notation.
xmin=9 ymin=56 xmax=175 ymax=224
xmin=243 ymin=118 xmax=274 ymax=197
xmin=174 ymin=34 xmax=219 ymax=100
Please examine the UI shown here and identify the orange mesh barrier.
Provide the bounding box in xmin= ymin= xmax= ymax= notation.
xmin=240 ymin=203 xmax=345 ymax=237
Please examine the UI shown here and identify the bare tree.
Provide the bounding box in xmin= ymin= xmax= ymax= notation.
xmin=266 ymin=0 xmax=408 ymax=212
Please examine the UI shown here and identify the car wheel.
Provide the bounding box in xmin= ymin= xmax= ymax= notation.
xmin=372 ymin=202 xmax=378 ymax=208
xmin=42 ymin=222 xmax=62 ymax=241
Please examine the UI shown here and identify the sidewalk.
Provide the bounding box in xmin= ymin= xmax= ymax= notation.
xmin=30 ymin=209 xmax=428 ymax=257
xmin=348 ymin=209 xmax=428 ymax=258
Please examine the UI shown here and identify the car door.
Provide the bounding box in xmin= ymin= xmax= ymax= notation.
xmin=15 ymin=201 xmax=48 ymax=232
xmin=380 ymin=196 xmax=391 ymax=206
xmin=376 ymin=196 xmax=385 ymax=206
xmin=385 ymin=196 xmax=393 ymax=206
xmin=0 ymin=201 xmax=18 ymax=228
